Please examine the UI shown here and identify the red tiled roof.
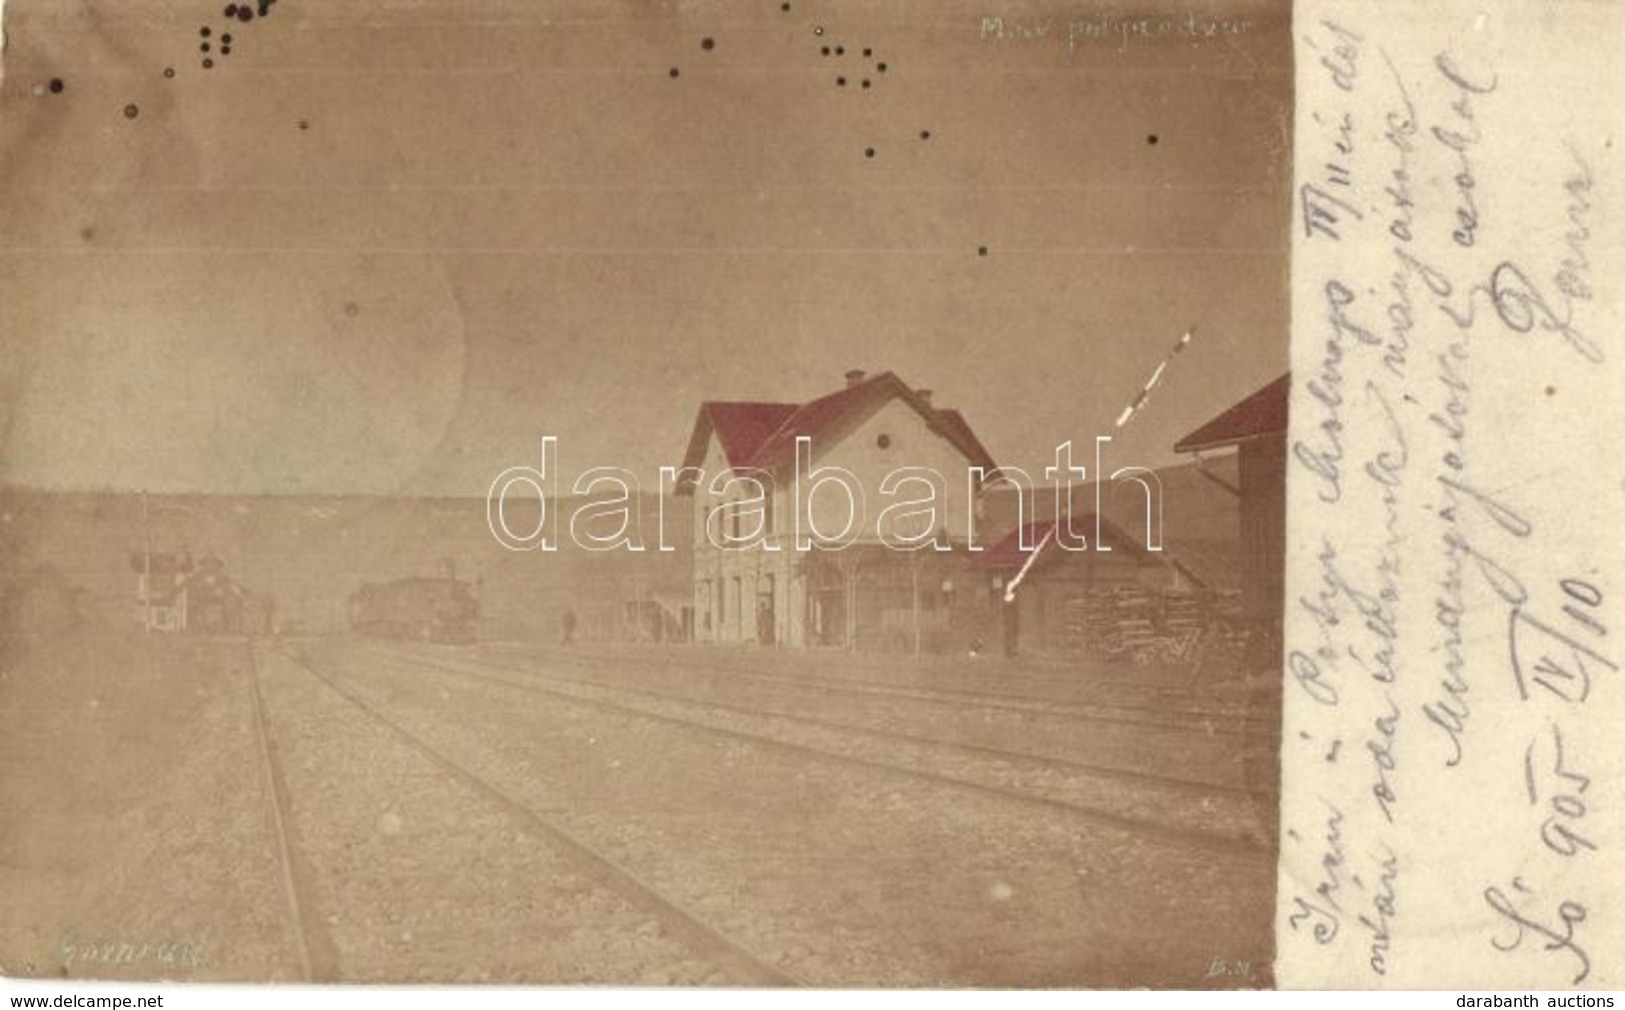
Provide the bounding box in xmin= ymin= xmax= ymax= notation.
xmin=976 ymin=456 xmax=1247 ymax=590
xmin=973 ymin=519 xmax=1060 ymax=569
xmin=703 ymin=402 xmax=799 ymax=469
xmin=972 ymin=514 xmax=1149 ymax=569
xmin=743 ymin=375 xmax=891 ymax=471
xmin=1173 ymin=373 xmax=1290 ymax=453
xmin=931 ymin=408 xmax=998 ymax=478
xmin=675 ymin=402 xmax=796 ymax=491
xmin=677 ymin=371 xmax=997 ymax=493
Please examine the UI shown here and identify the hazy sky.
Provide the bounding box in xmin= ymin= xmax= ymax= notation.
xmin=0 ymin=0 xmax=1289 ymax=496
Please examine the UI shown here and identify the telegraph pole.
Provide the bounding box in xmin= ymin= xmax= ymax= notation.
xmin=910 ymin=552 xmax=921 ymax=657
xmin=141 ymin=489 xmax=152 ymax=633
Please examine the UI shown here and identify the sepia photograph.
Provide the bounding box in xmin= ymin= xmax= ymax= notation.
xmin=0 ymin=0 xmax=1290 ymax=989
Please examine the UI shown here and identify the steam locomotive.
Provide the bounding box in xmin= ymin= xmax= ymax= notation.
xmin=348 ymin=576 xmax=479 ymax=644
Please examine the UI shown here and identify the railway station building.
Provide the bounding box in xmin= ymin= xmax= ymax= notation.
xmin=673 ymin=370 xmax=1000 ymax=651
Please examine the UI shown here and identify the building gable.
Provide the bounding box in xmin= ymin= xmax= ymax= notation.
xmin=675 ymin=371 xmax=997 ymax=497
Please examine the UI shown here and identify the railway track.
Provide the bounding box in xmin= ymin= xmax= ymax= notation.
xmin=243 ymin=641 xmax=328 ymax=981
xmin=479 ymin=640 xmax=1247 ymax=700
xmin=246 ymin=637 xmax=802 ymax=985
xmin=483 ymin=634 xmax=1273 ymax=707
xmin=486 ymin=641 xmax=1272 ymax=738
xmin=387 ymin=642 xmax=1257 ymax=800
xmin=551 ymin=646 xmax=1269 ymax=742
xmin=355 ymin=642 xmax=1270 ymax=859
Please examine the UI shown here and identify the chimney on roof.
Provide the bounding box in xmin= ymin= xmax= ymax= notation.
xmin=844 ymin=369 xmax=867 ymax=387
xmin=916 ymin=388 xmax=933 ymax=405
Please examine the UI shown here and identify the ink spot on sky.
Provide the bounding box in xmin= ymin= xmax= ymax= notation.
xmin=669 ymin=67 xmax=680 ymax=78
xmin=123 ymin=104 xmax=139 ymax=119
xmin=164 ymin=67 xmax=176 ymax=79
xmin=1545 ymin=385 xmax=1557 ymax=397
xmin=200 ymin=26 xmax=211 ymax=37
xmin=821 ymin=46 xmax=830 ymax=56
xmin=864 ymin=147 xmax=875 ymax=159
xmin=835 ymin=45 xmax=845 ymax=56
xmin=203 ymin=58 xmax=215 ymax=69
xmin=298 ymin=119 xmax=310 ymax=131
xmin=223 ymin=33 xmax=233 ymax=43
xmin=201 ymin=42 xmax=211 ymax=52
xmin=863 ymin=47 xmax=872 ymax=57
xmin=877 ymin=62 xmax=888 ymax=72
xmin=1147 ymin=133 xmax=1159 ymax=145
xmin=222 ymin=45 xmax=232 ymax=55
xmin=920 ymin=130 xmax=931 ymax=140
xmin=49 ymin=78 xmax=65 ymax=93
xmin=978 ymin=246 xmax=989 ymax=256
xmin=224 ymin=3 xmax=237 ymax=15
xmin=781 ymin=1 xmax=791 ymax=10
xmin=700 ymin=37 xmax=715 ymax=51
xmin=861 ymin=78 xmax=870 ymax=89
xmin=237 ymin=7 xmax=253 ymax=22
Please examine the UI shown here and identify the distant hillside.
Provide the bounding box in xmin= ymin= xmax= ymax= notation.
xmin=1 ymin=457 xmax=1250 ymax=641
xmin=0 ymin=489 xmax=693 ymax=640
